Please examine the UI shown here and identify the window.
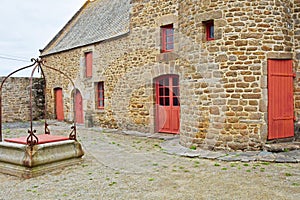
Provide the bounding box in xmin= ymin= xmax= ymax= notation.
xmin=97 ymin=82 xmax=104 ymax=109
xmin=85 ymin=52 xmax=93 ymax=77
xmin=161 ymin=24 xmax=174 ymax=52
xmin=204 ymin=20 xmax=214 ymax=41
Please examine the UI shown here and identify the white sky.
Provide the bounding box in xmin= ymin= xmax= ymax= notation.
xmin=0 ymin=0 xmax=86 ymax=77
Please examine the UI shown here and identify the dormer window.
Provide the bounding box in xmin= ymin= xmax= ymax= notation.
xmin=161 ymin=24 xmax=174 ymax=52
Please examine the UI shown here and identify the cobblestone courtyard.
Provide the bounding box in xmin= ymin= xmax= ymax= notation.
xmin=0 ymin=122 xmax=299 ymax=199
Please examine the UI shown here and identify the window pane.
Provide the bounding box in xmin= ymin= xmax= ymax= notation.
xmin=99 ymin=100 xmax=104 ymax=107
xmin=173 ymin=77 xmax=179 ymax=86
xmin=173 ymin=87 xmax=179 ymax=97
xmin=165 ymin=88 xmax=170 ymax=96
xmin=159 ymin=79 xmax=164 ymax=85
xmin=165 ymin=97 xmax=170 ymax=106
xmin=164 ymin=78 xmax=169 ymax=86
xmin=166 ymin=36 xmax=174 ymax=43
xmin=159 ymin=88 xmax=164 ymax=96
xmin=166 ymin=28 xmax=174 ymax=35
xmin=209 ymin=25 xmax=214 ymax=38
xmin=173 ymin=97 xmax=180 ymax=106
xmin=159 ymin=98 xmax=164 ymax=106
xmin=166 ymin=43 xmax=174 ymax=50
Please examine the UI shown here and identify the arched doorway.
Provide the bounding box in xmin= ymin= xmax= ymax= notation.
xmin=155 ymin=75 xmax=180 ymax=134
xmin=74 ymin=89 xmax=84 ymax=124
xmin=54 ymin=88 xmax=64 ymax=121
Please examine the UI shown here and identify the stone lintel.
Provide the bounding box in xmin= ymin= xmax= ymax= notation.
xmin=267 ymin=52 xmax=293 ymax=59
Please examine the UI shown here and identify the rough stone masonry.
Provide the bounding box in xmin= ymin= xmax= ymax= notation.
xmin=41 ymin=0 xmax=300 ymax=151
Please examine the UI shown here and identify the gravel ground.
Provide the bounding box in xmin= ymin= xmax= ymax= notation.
xmin=0 ymin=121 xmax=299 ymax=200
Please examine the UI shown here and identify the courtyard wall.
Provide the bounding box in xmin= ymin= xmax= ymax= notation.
xmin=0 ymin=77 xmax=45 ymax=122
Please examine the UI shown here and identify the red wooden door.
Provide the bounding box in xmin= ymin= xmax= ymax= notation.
xmin=156 ymin=75 xmax=180 ymax=134
xmin=268 ymin=59 xmax=294 ymax=139
xmin=55 ymin=88 xmax=64 ymax=121
xmin=75 ymin=90 xmax=84 ymax=124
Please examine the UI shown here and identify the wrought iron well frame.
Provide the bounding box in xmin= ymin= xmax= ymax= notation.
xmin=0 ymin=58 xmax=78 ymax=146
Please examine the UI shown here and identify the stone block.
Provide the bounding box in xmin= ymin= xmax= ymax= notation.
xmin=0 ymin=140 xmax=84 ymax=178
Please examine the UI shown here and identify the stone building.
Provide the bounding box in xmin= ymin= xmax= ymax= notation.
xmin=40 ymin=0 xmax=300 ymax=151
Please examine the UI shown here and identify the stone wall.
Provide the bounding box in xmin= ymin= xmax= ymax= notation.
xmin=178 ymin=0 xmax=294 ymax=151
xmin=42 ymin=0 xmax=180 ymax=133
xmin=41 ymin=0 xmax=298 ymax=151
xmin=0 ymin=77 xmax=45 ymax=122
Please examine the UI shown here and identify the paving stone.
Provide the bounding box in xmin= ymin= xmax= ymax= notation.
xmin=218 ymin=155 xmax=241 ymax=162
xmin=240 ymin=157 xmax=257 ymax=162
xmin=274 ymin=155 xmax=298 ymax=163
xmin=258 ymin=151 xmax=273 ymax=157
xmin=203 ymin=152 xmax=227 ymax=160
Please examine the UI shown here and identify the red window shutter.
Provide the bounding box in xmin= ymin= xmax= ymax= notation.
xmin=268 ymin=59 xmax=294 ymax=139
xmin=85 ymin=52 xmax=93 ymax=78
xmin=55 ymin=88 xmax=64 ymax=121
xmin=161 ymin=24 xmax=174 ymax=52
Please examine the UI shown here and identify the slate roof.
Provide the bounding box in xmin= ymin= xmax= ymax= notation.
xmin=41 ymin=0 xmax=130 ymax=56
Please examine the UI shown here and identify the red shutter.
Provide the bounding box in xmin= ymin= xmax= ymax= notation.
xmin=268 ymin=60 xmax=294 ymax=139
xmin=75 ymin=90 xmax=84 ymax=124
xmin=55 ymin=88 xmax=64 ymax=121
xmin=85 ymin=52 xmax=93 ymax=78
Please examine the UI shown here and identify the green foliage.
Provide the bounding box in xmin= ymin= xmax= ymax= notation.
xmin=189 ymin=145 xmax=197 ymax=150
xmin=285 ymin=173 xmax=292 ymax=177
xmin=109 ymin=181 xmax=117 ymax=186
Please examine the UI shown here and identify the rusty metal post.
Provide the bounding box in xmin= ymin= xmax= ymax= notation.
xmin=0 ymin=60 xmax=37 ymax=142
xmin=40 ymin=60 xmax=77 ymax=140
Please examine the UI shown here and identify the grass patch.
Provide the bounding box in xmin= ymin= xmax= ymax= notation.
xmin=109 ymin=182 xmax=117 ymax=186
xmin=285 ymin=173 xmax=292 ymax=177
xmin=230 ymin=163 xmax=237 ymax=167
xmin=292 ymin=183 xmax=299 ymax=187
xmin=221 ymin=168 xmax=227 ymax=171
xmin=261 ymin=162 xmax=270 ymax=166
xmin=214 ymin=163 xmax=221 ymax=167
xmin=190 ymin=145 xmax=197 ymax=150
xmin=148 ymin=178 xmax=154 ymax=181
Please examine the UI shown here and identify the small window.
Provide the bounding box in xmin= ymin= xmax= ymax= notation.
xmin=97 ymin=82 xmax=104 ymax=109
xmin=204 ymin=20 xmax=214 ymax=41
xmin=161 ymin=24 xmax=174 ymax=52
xmin=85 ymin=52 xmax=93 ymax=78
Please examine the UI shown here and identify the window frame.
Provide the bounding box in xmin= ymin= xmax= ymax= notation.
xmin=205 ymin=20 xmax=214 ymax=41
xmin=85 ymin=51 xmax=93 ymax=78
xmin=161 ymin=24 xmax=174 ymax=53
xmin=96 ymin=82 xmax=104 ymax=109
